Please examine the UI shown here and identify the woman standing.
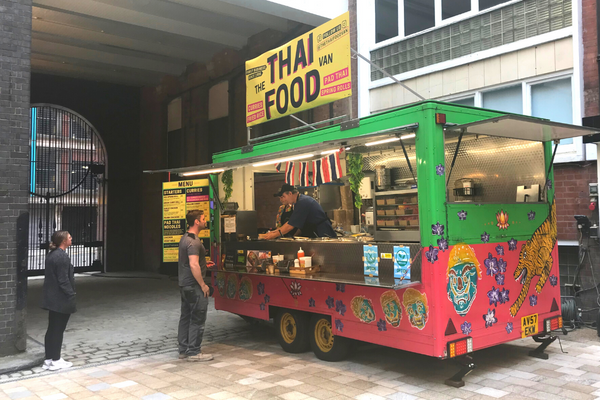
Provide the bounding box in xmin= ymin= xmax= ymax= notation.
xmin=41 ymin=231 xmax=76 ymax=371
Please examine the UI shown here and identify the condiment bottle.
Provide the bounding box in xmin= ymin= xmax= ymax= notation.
xmin=298 ymin=247 xmax=304 ymax=259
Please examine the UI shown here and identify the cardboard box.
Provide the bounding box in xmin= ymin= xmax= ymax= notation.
xmin=399 ymin=220 xmax=408 ymax=227
xmin=385 ymin=210 xmax=396 ymax=215
xmin=386 ymin=220 xmax=396 ymax=226
xmin=396 ymin=209 xmax=405 ymax=215
xmin=385 ymin=198 xmax=396 ymax=205
xmin=376 ymin=199 xmax=386 ymax=205
xmin=377 ymin=219 xmax=386 ymax=226
xmin=377 ymin=210 xmax=385 ymax=216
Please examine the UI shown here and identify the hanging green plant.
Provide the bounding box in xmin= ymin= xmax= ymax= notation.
xmin=221 ymin=170 xmax=233 ymax=202
xmin=347 ymin=153 xmax=364 ymax=209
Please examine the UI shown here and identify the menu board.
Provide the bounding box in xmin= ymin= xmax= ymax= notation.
xmin=162 ymin=179 xmax=211 ymax=262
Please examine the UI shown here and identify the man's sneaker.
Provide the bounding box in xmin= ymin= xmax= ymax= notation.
xmin=178 ymin=353 xmax=187 ymax=359
xmin=48 ymin=358 xmax=73 ymax=371
xmin=187 ymin=353 xmax=213 ymax=362
xmin=42 ymin=359 xmax=52 ymax=370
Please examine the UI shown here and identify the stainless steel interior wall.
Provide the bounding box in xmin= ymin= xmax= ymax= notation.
xmin=444 ymin=134 xmax=546 ymax=203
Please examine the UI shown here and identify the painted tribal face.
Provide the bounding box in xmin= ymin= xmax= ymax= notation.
xmin=406 ymin=300 xmax=427 ymax=329
xmin=359 ymin=299 xmax=376 ymax=323
xmin=447 ymin=262 xmax=479 ymax=316
xmin=383 ymin=300 xmax=402 ymax=327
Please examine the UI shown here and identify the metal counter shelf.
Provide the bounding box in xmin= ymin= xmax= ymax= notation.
xmin=212 ymin=267 xmax=419 ymax=289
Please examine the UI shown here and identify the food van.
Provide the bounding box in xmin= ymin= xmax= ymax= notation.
xmin=157 ymin=101 xmax=598 ymax=385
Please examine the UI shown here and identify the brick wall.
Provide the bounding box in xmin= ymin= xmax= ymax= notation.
xmin=0 ymin=0 xmax=31 ymax=356
xmin=554 ymin=162 xmax=597 ymax=241
xmin=583 ymin=0 xmax=599 ymax=117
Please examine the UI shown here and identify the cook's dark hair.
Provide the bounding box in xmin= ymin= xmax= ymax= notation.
xmin=186 ymin=210 xmax=204 ymax=228
xmin=49 ymin=231 xmax=70 ymax=251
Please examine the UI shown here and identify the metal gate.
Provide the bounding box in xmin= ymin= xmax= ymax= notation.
xmin=28 ymin=104 xmax=107 ymax=276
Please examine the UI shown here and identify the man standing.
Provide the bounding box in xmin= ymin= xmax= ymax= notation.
xmin=177 ymin=210 xmax=213 ymax=361
xmin=260 ymin=184 xmax=336 ymax=239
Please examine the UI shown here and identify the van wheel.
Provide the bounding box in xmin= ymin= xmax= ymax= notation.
xmin=276 ymin=310 xmax=310 ymax=353
xmin=309 ymin=314 xmax=350 ymax=361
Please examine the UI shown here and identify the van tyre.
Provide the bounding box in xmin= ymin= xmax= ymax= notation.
xmin=276 ymin=310 xmax=310 ymax=353
xmin=309 ymin=314 xmax=350 ymax=361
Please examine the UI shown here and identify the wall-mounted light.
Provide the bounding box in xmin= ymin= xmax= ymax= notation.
xmin=252 ymin=153 xmax=314 ymax=167
xmin=400 ymin=133 xmax=416 ymax=140
xmin=320 ymin=149 xmax=340 ymax=155
xmin=181 ymin=168 xmax=225 ymax=176
xmin=365 ymin=137 xmax=400 ymax=147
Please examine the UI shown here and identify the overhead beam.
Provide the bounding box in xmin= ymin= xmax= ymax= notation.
xmin=33 ymin=0 xmax=249 ymax=48
xmin=32 ymin=9 xmax=220 ymax=63
xmin=166 ymin=0 xmax=289 ymax=32
xmin=31 ymin=58 xmax=160 ymax=86
xmin=33 ymin=38 xmax=186 ymax=76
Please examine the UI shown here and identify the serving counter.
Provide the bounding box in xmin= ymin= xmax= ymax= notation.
xmin=220 ymin=239 xmax=422 ymax=289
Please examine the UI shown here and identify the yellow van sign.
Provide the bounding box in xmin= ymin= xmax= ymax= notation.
xmin=521 ymin=313 xmax=538 ymax=338
xmin=245 ymin=12 xmax=351 ymax=126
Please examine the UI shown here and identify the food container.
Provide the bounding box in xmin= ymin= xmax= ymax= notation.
xmin=301 ymin=256 xmax=312 ymax=268
xmin=375 ymin=166 xmax=390 ymax=189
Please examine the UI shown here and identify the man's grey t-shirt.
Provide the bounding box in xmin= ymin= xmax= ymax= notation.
xmin=178 ymin=232 xmax=207 ymax=287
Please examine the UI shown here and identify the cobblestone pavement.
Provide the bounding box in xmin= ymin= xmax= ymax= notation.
xmin=4 ymin=275 xmax=600 ymax=399
xmin=2 ymin=326 xmax=600 ymax=399
xmin=10 ymin=275 xmax=253 ymax=379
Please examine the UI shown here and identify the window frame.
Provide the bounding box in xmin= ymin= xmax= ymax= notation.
xmin=372 ymin=0 xmax=519 ymax=50
xmin=440 ymin=70 xmax=583 ymax=163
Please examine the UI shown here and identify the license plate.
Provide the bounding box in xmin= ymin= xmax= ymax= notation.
xmin=521 ymin=313 xmax=538 ymax=338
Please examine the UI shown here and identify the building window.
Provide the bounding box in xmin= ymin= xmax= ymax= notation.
xmin=479 ymin=0 xmax=511 ymax=11
xmin=404 ymin=0 xmax=435 ymax=36
xmin=450 ymin=97 xmax=475 ymax=107
xmin=531 ymin=78 xmax=573 ymax=144
xmin=482 ymin=85 xmax=522 ymax=114
xmin=376 ymin=0 xmax=399 ymax=43
xmin=442 ymin=0 xmax=471 ymax=20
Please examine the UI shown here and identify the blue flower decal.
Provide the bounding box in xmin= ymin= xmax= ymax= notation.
xmin=500 ymin=288 xmax=510 ymax=304
xmin=336 ymin=283 xmax=345 ymax=293
xmin=335 ymin=300 xmax=346 ymax=316
xmin=495 ymin=274 xmax=505 ymax=285
xmin=377 ymin=319 xmax=387 ymax=331
xmin=497 ymin=258 xmax=507 ymax=273
xmin=437 ymin=238 xmax=448 ymax=252
xmin=549 ymin=275 xmax=558 ymax=287
xmin=481 ymin=232 xmax=490 ymax=243
xmin=508 ymin=238 xmax=517 ymax=251
xmin=436 ymin=164 xmax=445 ymax=176
xmin=309 ymin=298 xmax=316 ymax=307
xmin=335 ymin=319 xmax=344 ymax=332
xmin=506 ymin=322 xmax=513 ymax=334
xmin=483 ymin=308 xmax=497 ymax=328
xmin=461 ymin=321 xmax=472 ymax=335
xmin=495 ymin=245 xmax=504 ymax=256
xmin=259 ymin=303 xmax=265 ymax=311
xmin=425 ymin=245 xmax=439 ymax=264
xmin=487 ymin=286 xmax=501 ymax=307
xmin=264 ymin=294 xmax=270 ymax=303
xmin=484 ymin=253 xmax=499 ymax=276
xmin=546 ymin=179 xmax=552 ymax=189
xmin=457 ymin=210 xmax=467 ymax=220
xmin=528 ymin=211 xmax=536 ymax=221
xmin=326 ymin=296 xmax=335 ymax=309
xmin=257 ymin=282 xmax=265 ymax=295
xmin=530 ymin=295 xmax=537 ymax=307
xmin=432 ymin=222 xmax=445 ymax=236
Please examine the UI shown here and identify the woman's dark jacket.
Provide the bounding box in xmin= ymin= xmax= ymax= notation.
xmin=42 ymin=248 xmax=76 ymax=314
